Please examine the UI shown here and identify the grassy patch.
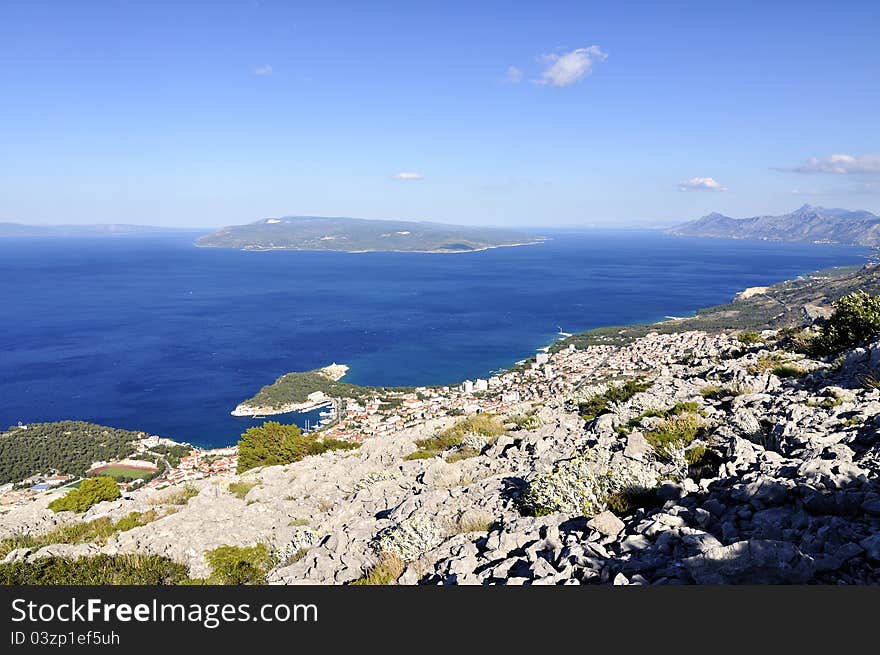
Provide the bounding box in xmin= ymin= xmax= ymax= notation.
xmin=771 ymin=364 xmax=805 ymax=378
xmin=454 ymin=514 xmax=494 ymax=533
xmin=0 ymin=510 xmax=160 ymax=558
xmin=151 ymin=483 xmax=200 ymax=506
xmin=403 ymin=449 xmax=439 ymax=461
xmin=506 ymin=411 xmax=540 ymax=430
xmin=700 ymin=385 xmax=725 ymax=399
xmin=287 ymin=518 xmax=309 ymax=527
xmin=605 ymin=487 xmax=661 ymax=516
xmin=749 ymin=353 xmax=805 ymax=378
xmin=228 ymin=481 xmax=258 ymax=500
xmin=350 ymin=553 xmax=405 ymax=586
xmin=626 ymin=401 xmax=702 ymax=430
xmin=406 ymin=415 xmax=504 ymax=459
xmin=0 ymin=554 xmax=191 ymax=585
xmin=445 ymin=446 xmax=481 ymax=463
xmin=644 ymin=413 xmax=703 ymax=460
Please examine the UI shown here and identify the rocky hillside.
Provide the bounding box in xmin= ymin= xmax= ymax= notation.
xmin=4 ymin=321 xmax=880 ymax=584
xmin=666 ymin=204 xmax=880 ymax=246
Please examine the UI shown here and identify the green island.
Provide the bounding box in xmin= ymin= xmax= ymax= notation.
xmin=195 ymin=215 xmax=543 ymax=253
xmin=235 ymin=365 xmax=415 ymax=414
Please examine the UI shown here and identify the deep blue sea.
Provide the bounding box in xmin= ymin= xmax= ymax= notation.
xmin=0 ymin=231 xmax=870 ymax=447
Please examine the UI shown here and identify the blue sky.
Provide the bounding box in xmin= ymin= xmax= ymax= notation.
xmin=1 ymin=1 xmax=878 ymax=228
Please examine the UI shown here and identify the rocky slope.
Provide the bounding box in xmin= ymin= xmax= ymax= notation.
xmin=4 ymin=330 xmax=880 ymax=584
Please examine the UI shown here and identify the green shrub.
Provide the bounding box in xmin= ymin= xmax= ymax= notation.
xmin=684 ymin=445 xmax=707 ymax=466
xmin=237 ymin=422 xmax=358 ymax=473
xmin=205 ymin=544 xmax=274 ymax=585
xmin=813 ymin=291 xmax=880 ymax=355
xmin=737 ymin=331 xmax=762 ymax=345
xmin=48 ymin=477 xmax=120 ymax=513
xmin=578 ymin=379 xmax=652 ymax=420
xmin=0 ymin=554 xmax=190 ymax=585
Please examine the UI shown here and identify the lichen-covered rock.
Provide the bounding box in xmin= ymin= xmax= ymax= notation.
xmin=520 ymin=446 xmax=659 ymax=517
xmin=372 ymin=515 xmax=446 ymax=562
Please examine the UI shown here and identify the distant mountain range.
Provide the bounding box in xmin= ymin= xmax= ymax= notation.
xmin=666 ymin=205 xmax=880 ymax=246
xmin=0 ymin=223 xmax=187 ymax=237
xmin=195 ymin=216 xmax=543 ymax=253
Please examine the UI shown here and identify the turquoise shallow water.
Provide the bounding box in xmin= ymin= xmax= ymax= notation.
xmin=0 ymin=230 xmax=869 ymax=447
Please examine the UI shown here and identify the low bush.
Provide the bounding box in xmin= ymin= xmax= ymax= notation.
xmin=578 ymin=379 xmax=652 ymax=420
xmin=811 ymin=291 xmax=880 ymax=355
xmin=771 ymin=364 xmax=805 ymax=378
xmin=48 ymin=477 xmax=120 ymax=513
xmin=204 ymin=543 xmax=274 ymax=585
xmin=700 ymin=385 xmax=725 ymax=399
xmin=737 ymin=331 xmax=762 ymax=345
xmin=604 ymin=487 xmax=661 ymax=516
xmin=237 ymin=422 xmax=359 ymax=474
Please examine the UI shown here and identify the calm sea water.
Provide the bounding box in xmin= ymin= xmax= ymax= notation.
xmin=0 ymin=231 xmax=869 ymax=447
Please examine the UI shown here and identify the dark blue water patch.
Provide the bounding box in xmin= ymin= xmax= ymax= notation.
xmin=0 ymin=230 xmax=869 ymax=447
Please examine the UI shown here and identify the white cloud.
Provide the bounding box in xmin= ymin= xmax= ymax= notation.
xmin=535 ymin=46 xmax=607 ymax=87
xmin=676 ymin=177 xmax=727 ymax=192
xmin=776 ymin=153 xmax=880 ymax=175
xmin=391 ymin=172 xmax=424 ymax=181
xmin=504 ymin=66 xmax=523 ymax=84
xmin=790 ymin=188 xmax=823 ymax=196
xmin=253 ymin=65 xmax=273 ymax=75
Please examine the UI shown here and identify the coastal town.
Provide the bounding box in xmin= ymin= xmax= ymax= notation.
xmin=0 ymin=328 xmax=741 ymax=513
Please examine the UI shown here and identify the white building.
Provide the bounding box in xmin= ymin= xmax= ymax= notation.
xmin=536 ymin=353 xmax=550 ymax=365
xmin=462 ymin=380 xmax=474 ymax=394
xmin=474 ymin=378 xmax=489 ymax=392
xmin=502 ymin=391 xmax=521 ymax=404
